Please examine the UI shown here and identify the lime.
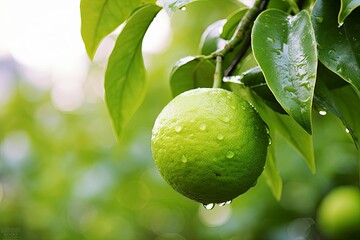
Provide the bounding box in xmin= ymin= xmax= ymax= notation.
xmin=317 ymin=186 xmax=360 ymax=239
xmin=151 ymin=88 xmax=269 ymax=204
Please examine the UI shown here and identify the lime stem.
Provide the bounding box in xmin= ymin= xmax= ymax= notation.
xmin=213 ymin=56 xmax=223 ymax=88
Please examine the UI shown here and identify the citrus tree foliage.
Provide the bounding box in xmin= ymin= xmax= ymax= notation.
xmin=81 ymin=0 xmax=360 ymax=199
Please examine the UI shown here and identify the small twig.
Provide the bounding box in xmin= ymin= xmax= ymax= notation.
xmin=213 ymin=56 xmax=223 ymax=88
xmin=224 ymin=0 xmax=270 ymax=76
xmin=214 ymin=0 xmax=269 ymax=58
xmin=203 ymin=0 xmax=270 ymax=88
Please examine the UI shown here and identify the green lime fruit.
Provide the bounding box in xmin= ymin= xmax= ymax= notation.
xmin=151 ymin=88 xmax=269 ymax=204
xmin=317 ymin=186 xmax=360 ymax=239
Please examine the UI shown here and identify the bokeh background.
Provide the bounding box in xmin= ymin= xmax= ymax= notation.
xmin=0 ymin=0 xmax=359 ymax=239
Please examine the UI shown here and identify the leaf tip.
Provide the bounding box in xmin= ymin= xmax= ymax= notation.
xmin=263 ymin=147 xmax=283 ymax=201
xmin=293 ymin=114 xmax=313 ymax=136
xmin=274 ymin=188 xmax=282 ymax=202
xmin=86 ymin=49 xmax=96 ymax=61
xmin=307 ymin=157 xmax=316 ymax=175
xmin=305 ymin=124 xmax=313 ymax=135
xmin=81 ymin=31 xmax=96 ymax=61
xmin=310 ymin=166 xmax=316 ymax=175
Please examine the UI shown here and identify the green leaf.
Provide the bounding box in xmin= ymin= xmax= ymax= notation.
xmin=312 ymin=0 xmax=360 ymax=92
xmin=332 ymin=86 xmax=360 ymax=149
xmin=105 ymin=4 xmax=161 ymax=138
xmin=223 ymin=67 xmax=265 ymax=86
xmin=170 ymin=56 xmax=215 ymax=97
xmin=245 ymin=89 xmax=316 ymax=173
xmin=339 ymin=0 xmax=360 ymax=24
xmin=269 ymin=107 xmax=316 ymax=173
xmin=223 ymin=67 xmax=286 ymax=114
xmin=252 ymin=10 xmax=318 ymax=134
xmin=263 ymin=146 xmax=282 ymax=201
xmin=199 ymin=20 xmax=227 ymax=55
xmin=267 ymin=0 xmax=291 ymax=12
xmin=317 ymin=62 xmax=349 ymax=90
xmin=221 ymin=8 xmax=247 ymax=40
xmin=314 ymin=80 xmax=359 ymax=149
xmin=158 ymin=0 xmax=204 ymax=15
xmin=284 ymin=0 xmax=300 ymax=13
xmin=80 ymin=0 xmax=143 ymax=60
xmin=273 ymin=112 xmax=316 ymax=173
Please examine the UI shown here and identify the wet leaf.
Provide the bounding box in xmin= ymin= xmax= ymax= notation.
xmin=312 ymin=0 xmax=360 ymax=92
xmin=170 ymin=56 xmax=215 ymax=97
xmin=332 ymin=86 xmax=360 ymax=150
xmin=314 ymin=80 xmax=359 ymax=149
xmin=334 ymin=86 xmax=360 ymax=150
xmin=339 ymin=0 xmax=360 ymax=24
xmin=105 ymin=4 xmax=161 ymax=138
xmin=252 ymin=10 xmax=317 ymax=134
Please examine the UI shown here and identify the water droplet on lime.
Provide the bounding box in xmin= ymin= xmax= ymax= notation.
xmin=175 ymin=126 xmax=182 ymax=132
xmin=203 ymin=203 xmax=215 ymax=210
xmin=199 ymin=123 xmax=207 ymax=131
xmin=226 ymin=151 xmax=234 ymax=159
xmin=223 ymin=117 xmax=230 ymax=123
xmin=217 ymin=134 xmax=224 ymax=140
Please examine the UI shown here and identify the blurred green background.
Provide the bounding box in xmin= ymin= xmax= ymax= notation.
xmin=0 ymin=0 xmax=359 ymax=239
